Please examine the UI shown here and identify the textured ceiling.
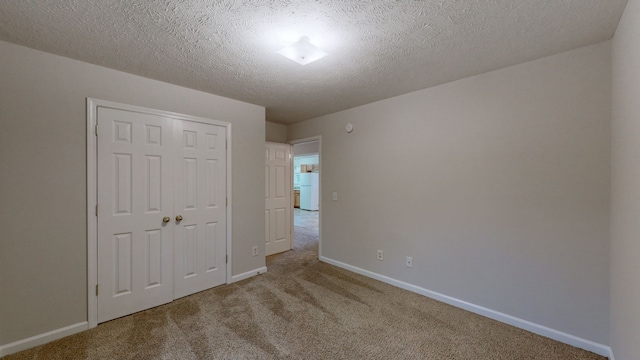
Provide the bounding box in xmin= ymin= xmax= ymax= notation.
xmin=0 ymin=0 xmax=628 ymax=124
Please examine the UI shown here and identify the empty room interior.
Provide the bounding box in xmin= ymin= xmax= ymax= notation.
xmin=1 ymin=1 xmax=640 ymax=359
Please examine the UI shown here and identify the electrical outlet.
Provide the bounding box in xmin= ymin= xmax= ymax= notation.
xmin=406 ymin=256 xmax=413 ymax=268
xmin=377 ymin=250 xmax=383 ymax=261
xmin=332 ymin=192 xmax=338 ymax=201
xmin=252 ymin=246 xmax=258 ymax=256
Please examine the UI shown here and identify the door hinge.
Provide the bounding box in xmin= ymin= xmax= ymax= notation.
xmin=226 ymin=254 xmax=228 ymax=263
xmin=95 ymin=204 xmax=98 ymax=216
xmin=226 ymin=198 xmax=228 ymax=206
xmin=95 ymin=124 xmax=98 ymax=136
xmin=226 ymin=140 xmax=228 ymax=149
xmin=96 ymin=284 xmax=99 ymax=296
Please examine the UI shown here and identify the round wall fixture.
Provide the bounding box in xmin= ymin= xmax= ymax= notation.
xmin=345 ymin=123 xmax=354 ymax=133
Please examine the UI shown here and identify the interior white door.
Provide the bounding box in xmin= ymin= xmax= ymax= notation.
xmin=97 ymin=106 xmax=228 ymax=323
xmin=97 ymin=107 xmax=173 ymax=323
xmin=173 ymin=120 xmax=227 ymax=299
xmin=265 ymin=142 xmax=292 ymax=256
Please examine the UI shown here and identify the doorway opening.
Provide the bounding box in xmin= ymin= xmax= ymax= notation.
xmin=291 ymin=139 xmax=321 ymax=258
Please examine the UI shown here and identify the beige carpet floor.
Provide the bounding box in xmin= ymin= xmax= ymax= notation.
xmin=5 ymin=225 xmax=606 ymax=359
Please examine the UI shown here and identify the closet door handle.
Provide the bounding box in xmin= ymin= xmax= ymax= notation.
xmin=162 ymin=216 xmax=171 ymax=223
xmin=176 ymin=215 xmax=183 ymax=222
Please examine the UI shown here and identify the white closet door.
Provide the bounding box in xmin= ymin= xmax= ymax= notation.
xmin=173 ymin=120 xmax=227 ymax=299
xmin=97 ymin=107 xmax=173 ymax=323
xmin=265 ymin=142 xmax=292 ymax=256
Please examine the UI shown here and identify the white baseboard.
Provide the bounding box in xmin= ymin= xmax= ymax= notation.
xmin=319 ymin=256 xmax=612 ymax=358
xmin=0 ymin=321 xmax=88 ymax=358
xmin=229 ymin=266 xmax=267 ymax=283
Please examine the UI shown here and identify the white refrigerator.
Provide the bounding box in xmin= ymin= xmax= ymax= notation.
xmin=299 ymin=173 xmax=319 ymax=211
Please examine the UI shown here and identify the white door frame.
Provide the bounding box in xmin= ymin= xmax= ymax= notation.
xmin=86 ymin=98 xmax=233 ymax=328
xmin=288 ymin=136 xmax=322 ymax=259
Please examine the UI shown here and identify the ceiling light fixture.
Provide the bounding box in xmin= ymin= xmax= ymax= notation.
xmin=276 ymin=36 xmax=328 ymax=65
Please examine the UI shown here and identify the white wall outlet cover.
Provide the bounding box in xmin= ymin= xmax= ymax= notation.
xmin=406 ymin=256 xmax=413 ymax=268
xmin=345 ymin=123 xmax=354 ymax=133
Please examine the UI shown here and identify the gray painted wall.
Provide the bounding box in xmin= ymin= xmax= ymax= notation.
xmin=0 ymin=41 xmax=266 ymax=345
xmin=611 ymin=0 xmax=640 ymax=357
xmin=266 ymin=121 xmax=287 ymax=142
xmin=288 ymin=42 xmax=611 ymax=344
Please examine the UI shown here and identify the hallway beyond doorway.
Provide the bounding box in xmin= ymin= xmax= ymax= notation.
xmin=294 ymin=208 xmax=318 ymax=230
xmin=293 ymin=208 xmax=318 ymax=255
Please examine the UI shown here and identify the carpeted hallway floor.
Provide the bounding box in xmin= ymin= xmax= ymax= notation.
xmin=5 ymin=220 xmax=606 ymax=359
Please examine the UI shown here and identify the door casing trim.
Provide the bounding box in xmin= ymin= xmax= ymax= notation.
xmin=86 ymin=98 xmax=232 ymax=328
